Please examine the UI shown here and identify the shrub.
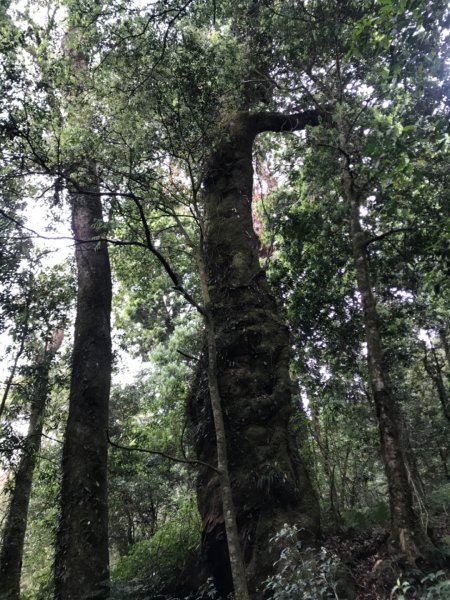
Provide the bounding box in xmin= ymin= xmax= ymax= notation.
xmin=390 ymin=571 xmax=450 ymax=600
xmin=264 ymin=525 xmax=350 ymax=599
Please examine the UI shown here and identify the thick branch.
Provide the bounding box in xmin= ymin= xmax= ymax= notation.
xmin=250 ymin=109 xmax=323 ymax=134
xmin=365 ymin=227 xmax=411 ymax=247
xmin=176 ymin=349 xmax=200 ymax=362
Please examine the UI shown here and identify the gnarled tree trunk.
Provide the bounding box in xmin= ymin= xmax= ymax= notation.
xmin=0 ymin=332 xmax=63 ymax=600
xmin=54 ymin=181 xmax=112 ymax=600
xmin=188 ymin=112 xmax=320 ymax=597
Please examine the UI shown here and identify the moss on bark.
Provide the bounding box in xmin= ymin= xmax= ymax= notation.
xmin=188 ymin=118 xmax=320 ymax=597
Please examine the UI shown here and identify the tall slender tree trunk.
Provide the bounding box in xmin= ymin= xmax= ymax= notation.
xmin=188 ymin=112 xmax=320 ymax=597
xmin=0 ymin=331 xmax=63 ymax=600
xmin=423 ymin=345 xmax=450 ymax=424
xmin=0 ymin=298 xmax=30 ymax=420
xmin=310 ymin=402 xmax=341 ymax=523
xmin=439 ymin=449 xmax=450 ymax=481
xmin=54 ymin=181 xmax=112 ymax=600
xmin=439 ymin=327 xmax=450 ymax=371
xmin=342 ymin=168 xmax=434 ymax=562
xmin=197 ymin=253 xmax=250 ymax=600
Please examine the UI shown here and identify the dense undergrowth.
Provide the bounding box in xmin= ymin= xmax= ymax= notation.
xmin=111 ymin=485 xmax=450 ymax=599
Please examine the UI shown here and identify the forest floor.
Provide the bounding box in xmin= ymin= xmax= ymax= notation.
xmin=322 ymin=513 xmax=450 ymax=599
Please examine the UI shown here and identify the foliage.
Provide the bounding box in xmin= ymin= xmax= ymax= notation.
xmin=339 ymin=501 xmax=390 ymax=531
xmin=0 ymin=260 xmax=74 ymax=466
xmin=264 ymin=525 xmax=346 ymax=600
xmin=20 ymin=443 xmax=62 ymax=600
xmin=429 ymin=484 xmax=450 ymax=514
xmin=1 ymin=0 xmax=450 ymax=597
xmin=252 ymin=0 xmax=450 ymax=530
xmin=391 ymin=571 xmax=450 ymax=600
xmin=111 ymin=494 xmax=201 ymax=599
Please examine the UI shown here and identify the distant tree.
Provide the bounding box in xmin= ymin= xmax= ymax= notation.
xmin=0 ymin=256 xmax=73 ymax=600
xmin=0 ymin=330 xmax=63 ymax=600
xmin=259 ymin=0 xmax=449 ymax=563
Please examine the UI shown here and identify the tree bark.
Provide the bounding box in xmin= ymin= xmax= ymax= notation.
xmin=0 ymin=331 xmax=62 ymax=600
xmin=54 ymin=180 xmax=112 ymax=600
xmin=188 ymin=112 xmax=320 ymax=597
xmin=342 ymin=168 xmax=434 ymax=563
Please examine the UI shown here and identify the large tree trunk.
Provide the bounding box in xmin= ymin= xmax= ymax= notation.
xmin=188 ymin=113 xmax=320 ymax=597
xmin=0 ymin=333 xmax=62 ymax=600
xmin=54 ymin=181 xmax=112 ymax=600
xmin=342 ymin=168 xmax=434 ymax=563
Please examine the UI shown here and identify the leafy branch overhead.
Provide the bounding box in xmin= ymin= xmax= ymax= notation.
xmin=0 ymin=1 xmax=450 ymax=600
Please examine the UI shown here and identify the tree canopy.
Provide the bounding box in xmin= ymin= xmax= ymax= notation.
xmin=0 ymin=1 xmax=450 ymax=599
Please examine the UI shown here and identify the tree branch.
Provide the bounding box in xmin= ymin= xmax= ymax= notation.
xmin=365 ymin=227 xmax=411 ymax=247
xmin=131 ymin=196 xmax=206 ymax=316
xmin=0 ymin=208 xmax=150 ymax=249
xmin=106 ymin=430 xmax=219 ymax=473
xmin=250 ymin=109 xmax=324 ymax=134
xmin=177 ymin=349 xmax=200 ymax=362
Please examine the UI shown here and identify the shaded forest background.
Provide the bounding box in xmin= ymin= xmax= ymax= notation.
xmin=0 ymin=0 xmax=450 ymax=599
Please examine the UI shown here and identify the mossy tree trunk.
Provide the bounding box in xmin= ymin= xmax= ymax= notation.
xmin=54 ymin=181 xmax=112 ymax=600
xmin=0 ymin=332 xmax=63 ymax=600
xmin=189 ymin=111 xmax=321 ymax=597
